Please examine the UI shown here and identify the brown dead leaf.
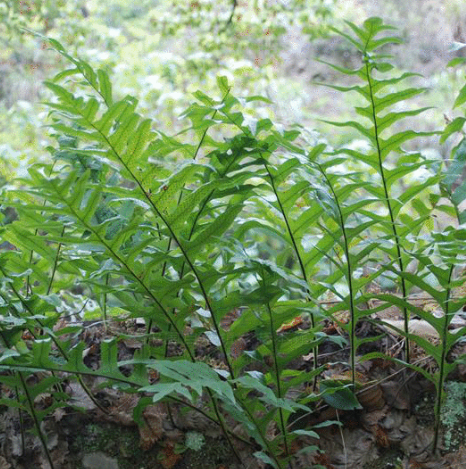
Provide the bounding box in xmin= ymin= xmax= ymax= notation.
xmin=0 ymin=456 xmax=11 ymax=469
xmin=108 ymin=393 xmax=139 ymax=426
xmin=443 ymin=445 xmax=466 ymax=468
xmin=373 ymin=425 xmax=390 ymax=448
xmin=383 ymin=319 xmax=439 ymax=340
xmin=139 ymin=424 xmax=160 ymax=451
xmin=49 ymin=440 xmax=69 ymax=467
xmin=175 ymin=408 xmax=212 ymax=431
xmin=68 ymin=382 xmax=98 ymax=411
xmin=52 ymin=407 xmax=67 ymax=422
xmin=400 ymin=417 xmax=434 ymax=457
xmin=358 ymin=384 xmax=385 ymax=411
xmin=138 ymin=405 xmax=166 ymax=450
xmin=380 ymin=381 xmax=410 ymax=410
xmin=360 ymin=407 xmax=388 ymax=429
xmin=160 ymin=442 xmax=182 ymax=469
xmin=315 ymin=427 xmax=377 ymax=468
xmin=230 ymin=337 xmax=246 ymax=358
xmin=220 ymin=308 xmax=242 ymax=331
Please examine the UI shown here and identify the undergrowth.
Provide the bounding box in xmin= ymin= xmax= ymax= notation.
xmin=1 ymin=17 xmax=466 ymax=468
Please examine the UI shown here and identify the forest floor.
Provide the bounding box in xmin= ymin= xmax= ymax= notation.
xmin=3 ymin=299 xmax=466 ymax=469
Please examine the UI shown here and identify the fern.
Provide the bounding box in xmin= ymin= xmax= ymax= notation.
xmin=3 ymin=21 xmax=466 ymax=467
xmin=0 ymin=257 xmax=79 ymax=469
xmin=310 ymin=157 xmax=381 ymax=387
xmin=317 ymin=17 xmax=439 ymax=364
xmin=1 ymin=37 xmax=331 ymax=468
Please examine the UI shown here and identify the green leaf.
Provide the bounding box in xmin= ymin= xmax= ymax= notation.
xmin=448 ymin=57 xmax=466 ymax=68
xmin=454 ymin=83 xmax=466 ymax=109
xmin=216 ymin=75 xmax=231 ymax=96
xmin=443 ymin=138 xmax=466 ymax=191
xmin=319 ymin=119 xmax=376 ymax=143
xmin=253 ymin=451 xmax=279 ymax=469
xmin=165 ymin=181 xmax=218 ymax=231
xmin=374 ymin=88 xmax=424 ymax=113
xmin=97 ymin=69 xmax=113 ymax=106
xmin=320 ymin=380 xmax=362 ymax=410
xmin=140 ymin=360 xmax=236 ymax=404
xmin=441 ymin=117 xmax=466 ymax=144
xmin=377 ymin=108 xmax=432 ymax=134
xmin=185 ymin=204 xmax=244 ymax=255
xmin=380 ymin=131 xmax=436 ymax=159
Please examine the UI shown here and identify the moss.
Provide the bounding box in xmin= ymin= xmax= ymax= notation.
xmin=175 ymin=436 xmax=234 ymax=469
xmin=441 ymin=381 xmax=466 ymax=451
xmin=68 ymin=421 xmax=162 ymax=469
xmin=68 ymin=421 xmax=235 ymax=469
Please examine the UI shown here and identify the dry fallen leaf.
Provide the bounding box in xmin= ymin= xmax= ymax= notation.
xmin=443 ymin=445 xmax=466 ymax=468
xmin=383 ymin=319 xmax=439 ymax=340
xmin=108 ymin=393 xmax=139 ymax=426
xmin=159 ymin=442 xmax=182 ymax=469
xmin=357 ymin=384 xmax=385 ymax=411
xmin=380 ymin=381 xmax=411 ymax=410
xmin=0 ymin=456 xmax=11 ymax=469
xmin=139 ymin=405 xmax=165 ymax=450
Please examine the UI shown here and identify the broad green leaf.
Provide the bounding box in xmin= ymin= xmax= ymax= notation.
xmin=320 ymin=380 xmax=362 ymax=410
xmin=454 ymin=83 xmax=466 ymax=109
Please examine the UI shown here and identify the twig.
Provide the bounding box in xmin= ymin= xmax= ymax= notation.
xmin=219 ymin=0 xmax=237 ymax=33
xmin=336 ymin=409 xmax=347 ymax=469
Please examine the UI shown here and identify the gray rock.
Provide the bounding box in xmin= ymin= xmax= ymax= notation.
xmin=82 ymin=452 xmax=119 ymax=469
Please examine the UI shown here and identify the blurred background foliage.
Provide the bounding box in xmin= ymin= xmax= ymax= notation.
xmin=1 ymin=0 xmax=466 ymax=185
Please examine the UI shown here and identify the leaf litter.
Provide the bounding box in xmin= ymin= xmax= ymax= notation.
xmin=2 ymin=295 xmax=466 ymax=469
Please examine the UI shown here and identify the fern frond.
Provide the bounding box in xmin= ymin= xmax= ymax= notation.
xmin=319 ymin=17 xmax=442 ymax=363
